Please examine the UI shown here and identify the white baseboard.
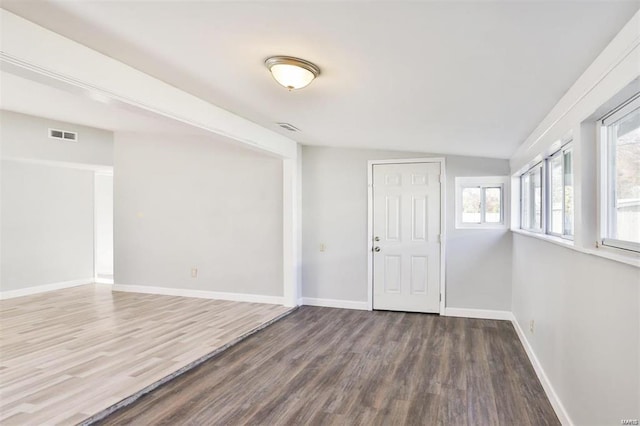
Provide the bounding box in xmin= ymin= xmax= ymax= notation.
xmin=95 ymin=277 xmax=114 ymax=284
xmin=301 ymin=297 xmax=369 ymax=310
xmin=0 ymin=278 xmax=93 ymax=300
xmin=444 ymin=307 xmax=512 ymax=320
xmin=509 ymin=313 xmax=573 ymax=426
xmin=112 ymin=284 xmax=284 ymax=305
xmin=445 ymin=307 xmax=570 ymax=425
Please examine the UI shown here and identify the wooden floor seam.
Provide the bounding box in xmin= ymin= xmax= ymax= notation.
xmin=0 ymin=285 xmax=293 ymax=425
xmin=80 ymin=306 xmax=298 ymax=426
xmin=99 ymin=306 xmax=561 ymax=425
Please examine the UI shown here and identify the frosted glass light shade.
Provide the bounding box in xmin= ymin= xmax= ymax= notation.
xmin=265 ymin=56 xmax=320 ymax=90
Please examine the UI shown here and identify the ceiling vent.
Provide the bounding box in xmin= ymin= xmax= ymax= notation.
xmin=277 ymin=122 xmax=300 ymax=132
xmin=49 ymin=128 xmax=78 ymax=142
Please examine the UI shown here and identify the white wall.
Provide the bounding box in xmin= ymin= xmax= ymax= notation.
xmin=509 ymin=11 xmax=640 ymax=425
xmin=301 ymin=146 xmax=512 ymax=310
xmin=1 ymin=110 xmax=113 ymax=167
xmin=512 ymin=235 xmax=639 ymax=425
xmin=0 ymin=111 xmax=113 ymax=293
xmin=94 ymin=173 xmax=114 ymax=279
xmin=1 ymin=161 xmax=95 ymax=291
xmin=114 ymin=133 xmax=283 ymax=297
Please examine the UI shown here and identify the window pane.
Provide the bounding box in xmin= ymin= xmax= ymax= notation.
xmin=485 ymin=187 xmax=501 ymax=223
xmin=550 ymin=155 xmax=563 ymax=234
xmin=462 ymin=187 xmax=481 ymax=223
xmin=522 ymin=173 xmax=530 ymax=229
xmin=532 ymin=167 xmax=542 ymax=230
xmin=564 ymin=150 xmax=573 ymax=236
xmin=610 ymin=107 xmax=640 ymax=244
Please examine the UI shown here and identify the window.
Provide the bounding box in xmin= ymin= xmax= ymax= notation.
xmin=547 ymin=145 xmax=573 ymax=238
xmin=601 ymin=96 xmax=640 ymax=252
xmin=519 ymin=142 xmax=573 ymax=238
xmin=521 ymin=164 xmax=543 ymax=232
xmin=455 ymin=177 xmax=508 ymax=228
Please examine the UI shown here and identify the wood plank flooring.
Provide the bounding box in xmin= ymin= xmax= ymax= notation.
xmin=0 ymin=284 xmax=291 ymax=425
xmin=101 ymin=306 xmax=560 ymax=425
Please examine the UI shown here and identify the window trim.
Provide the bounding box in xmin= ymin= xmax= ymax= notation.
xmin=455 ymin=176 xmax=509 ymax=229
xmin=599 ymin=95 xmax=640 ymax=253
xmin=545 ymin=142 xmax=574 ymax=240
xmin=520 ymin=163 xmax=544 ymax=233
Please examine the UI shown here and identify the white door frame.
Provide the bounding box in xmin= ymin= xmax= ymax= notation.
xmin=94 ymin=170 xmax=115 ymax=284
xmin=367 ymin=158 xmax=446 ymax=314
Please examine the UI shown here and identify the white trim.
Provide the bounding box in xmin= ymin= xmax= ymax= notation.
xmin=444 ymin=307 xmax=573 ymax=425
xmin=510 ymin=11 xmax=640 ymax=171
xmin=0 ymin=279 xmax=93 ymax=299
xmin=440 ymin=160 xmax=447 ymax=316
xmin=454 ymin=176 xmax=509 ymax=229
xmin=282 ymin=155 xmax=300 ymax=307
xmin=93 ymin=173 xmax=115 ymax=283
xmin=367 ymin=157 xmax=446 ymax=314
xmin=444 ymin=307 xmax=512 ymax=321
xmin=510 ymin=313 xmax=574 ymax=426
xmin=601 ymin=238 xmax=640 ymax=253
xmin=512 ymin=228 xmax=576 ymax=250
xmin=601 ymin=92 xmax=640 ymax=125
xmin=301 ymin=297 xmax=369 ymax=311
xmin=545 ymin=143 xmax=575 ymax=240
xmin=2 ymin=156 xmax=113 ymax=173
xmin=93 ymin=172 xmax=98 ymax=284
xmin=112 ymin=284 xmax=284 ymax=305
xmin=512 ymin=228 xmax=640 ymax=268
xmin=599 ymin=96 xmax=640 ymax=254
xmin=520 ymin=163 xmax=545 ymax=233
xmin=0 ymin=9 xmax=296 ymax=159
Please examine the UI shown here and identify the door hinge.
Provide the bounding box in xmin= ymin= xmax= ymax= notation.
xmin=438 ymin=234 xmax=442 ymax=243
xmin=438 ymin=174 xmax=442 ymax=183
xmin=439 ymin=293 xmax=442 ymax=302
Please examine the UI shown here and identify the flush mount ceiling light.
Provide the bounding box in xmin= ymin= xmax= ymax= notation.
xmin=265 ymin=56 xmax=320 ymax=90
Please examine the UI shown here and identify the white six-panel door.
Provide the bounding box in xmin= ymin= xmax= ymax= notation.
xmin=372 ymin=162 xmax=441 ymax=313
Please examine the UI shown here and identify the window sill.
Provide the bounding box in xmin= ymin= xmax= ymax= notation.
xmin=511 ymin=228 xmax=640 ymax=268
xmin=582 ymin=246 xmax=640 ymax=268
xmin=511 ymin=228 xmax=574 ymax=249
xmin=456 ymin=224 xmax=508 ymax=230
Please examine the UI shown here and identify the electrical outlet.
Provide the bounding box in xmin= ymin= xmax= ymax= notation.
xmin=529 ymin=319 xmax=535 ymax=333
xmin=319 ymin=243 xmax=326 ymax=252
xmin=191 ymin=268 xmax=198 ymax=278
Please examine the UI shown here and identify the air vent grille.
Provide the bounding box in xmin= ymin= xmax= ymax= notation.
xmin=277 ymin=122 xmax=300 ymax=132
xmin=49 ymin=128 xmax=78 ymax=142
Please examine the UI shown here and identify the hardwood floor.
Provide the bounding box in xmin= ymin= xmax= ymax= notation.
xmin=0 ymin=285 xmax=292 ymax=425
xmin=101 ymin=306 xmax=560 ymax=426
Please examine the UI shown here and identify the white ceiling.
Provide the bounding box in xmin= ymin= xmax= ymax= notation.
xmin=3 ymin=1 xmax=639 ymax=159
xmin=0 ymin=71 xmax=214 ymax=136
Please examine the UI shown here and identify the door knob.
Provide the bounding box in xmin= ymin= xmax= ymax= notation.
xmin=374 ymin=236 xmax=380 ymax=241
xmin=374 ymin=246 xmax=381 ymax=252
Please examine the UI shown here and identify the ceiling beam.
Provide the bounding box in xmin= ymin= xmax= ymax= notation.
xmin=0 ymin=9 xmax=297 ymax=159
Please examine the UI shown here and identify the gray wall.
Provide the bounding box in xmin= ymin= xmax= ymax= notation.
xmin=114 ymin=132 xmax=283 ymax=297
xmin=0 ymin=111 xmax=113 ymax=291
xmin=301 ymin=146 xmax=512 ymax=310
xmin=512 ymin=234 xmax=639 ymax=425
xmin=445 ymin=155 xmax=512 ymax=310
